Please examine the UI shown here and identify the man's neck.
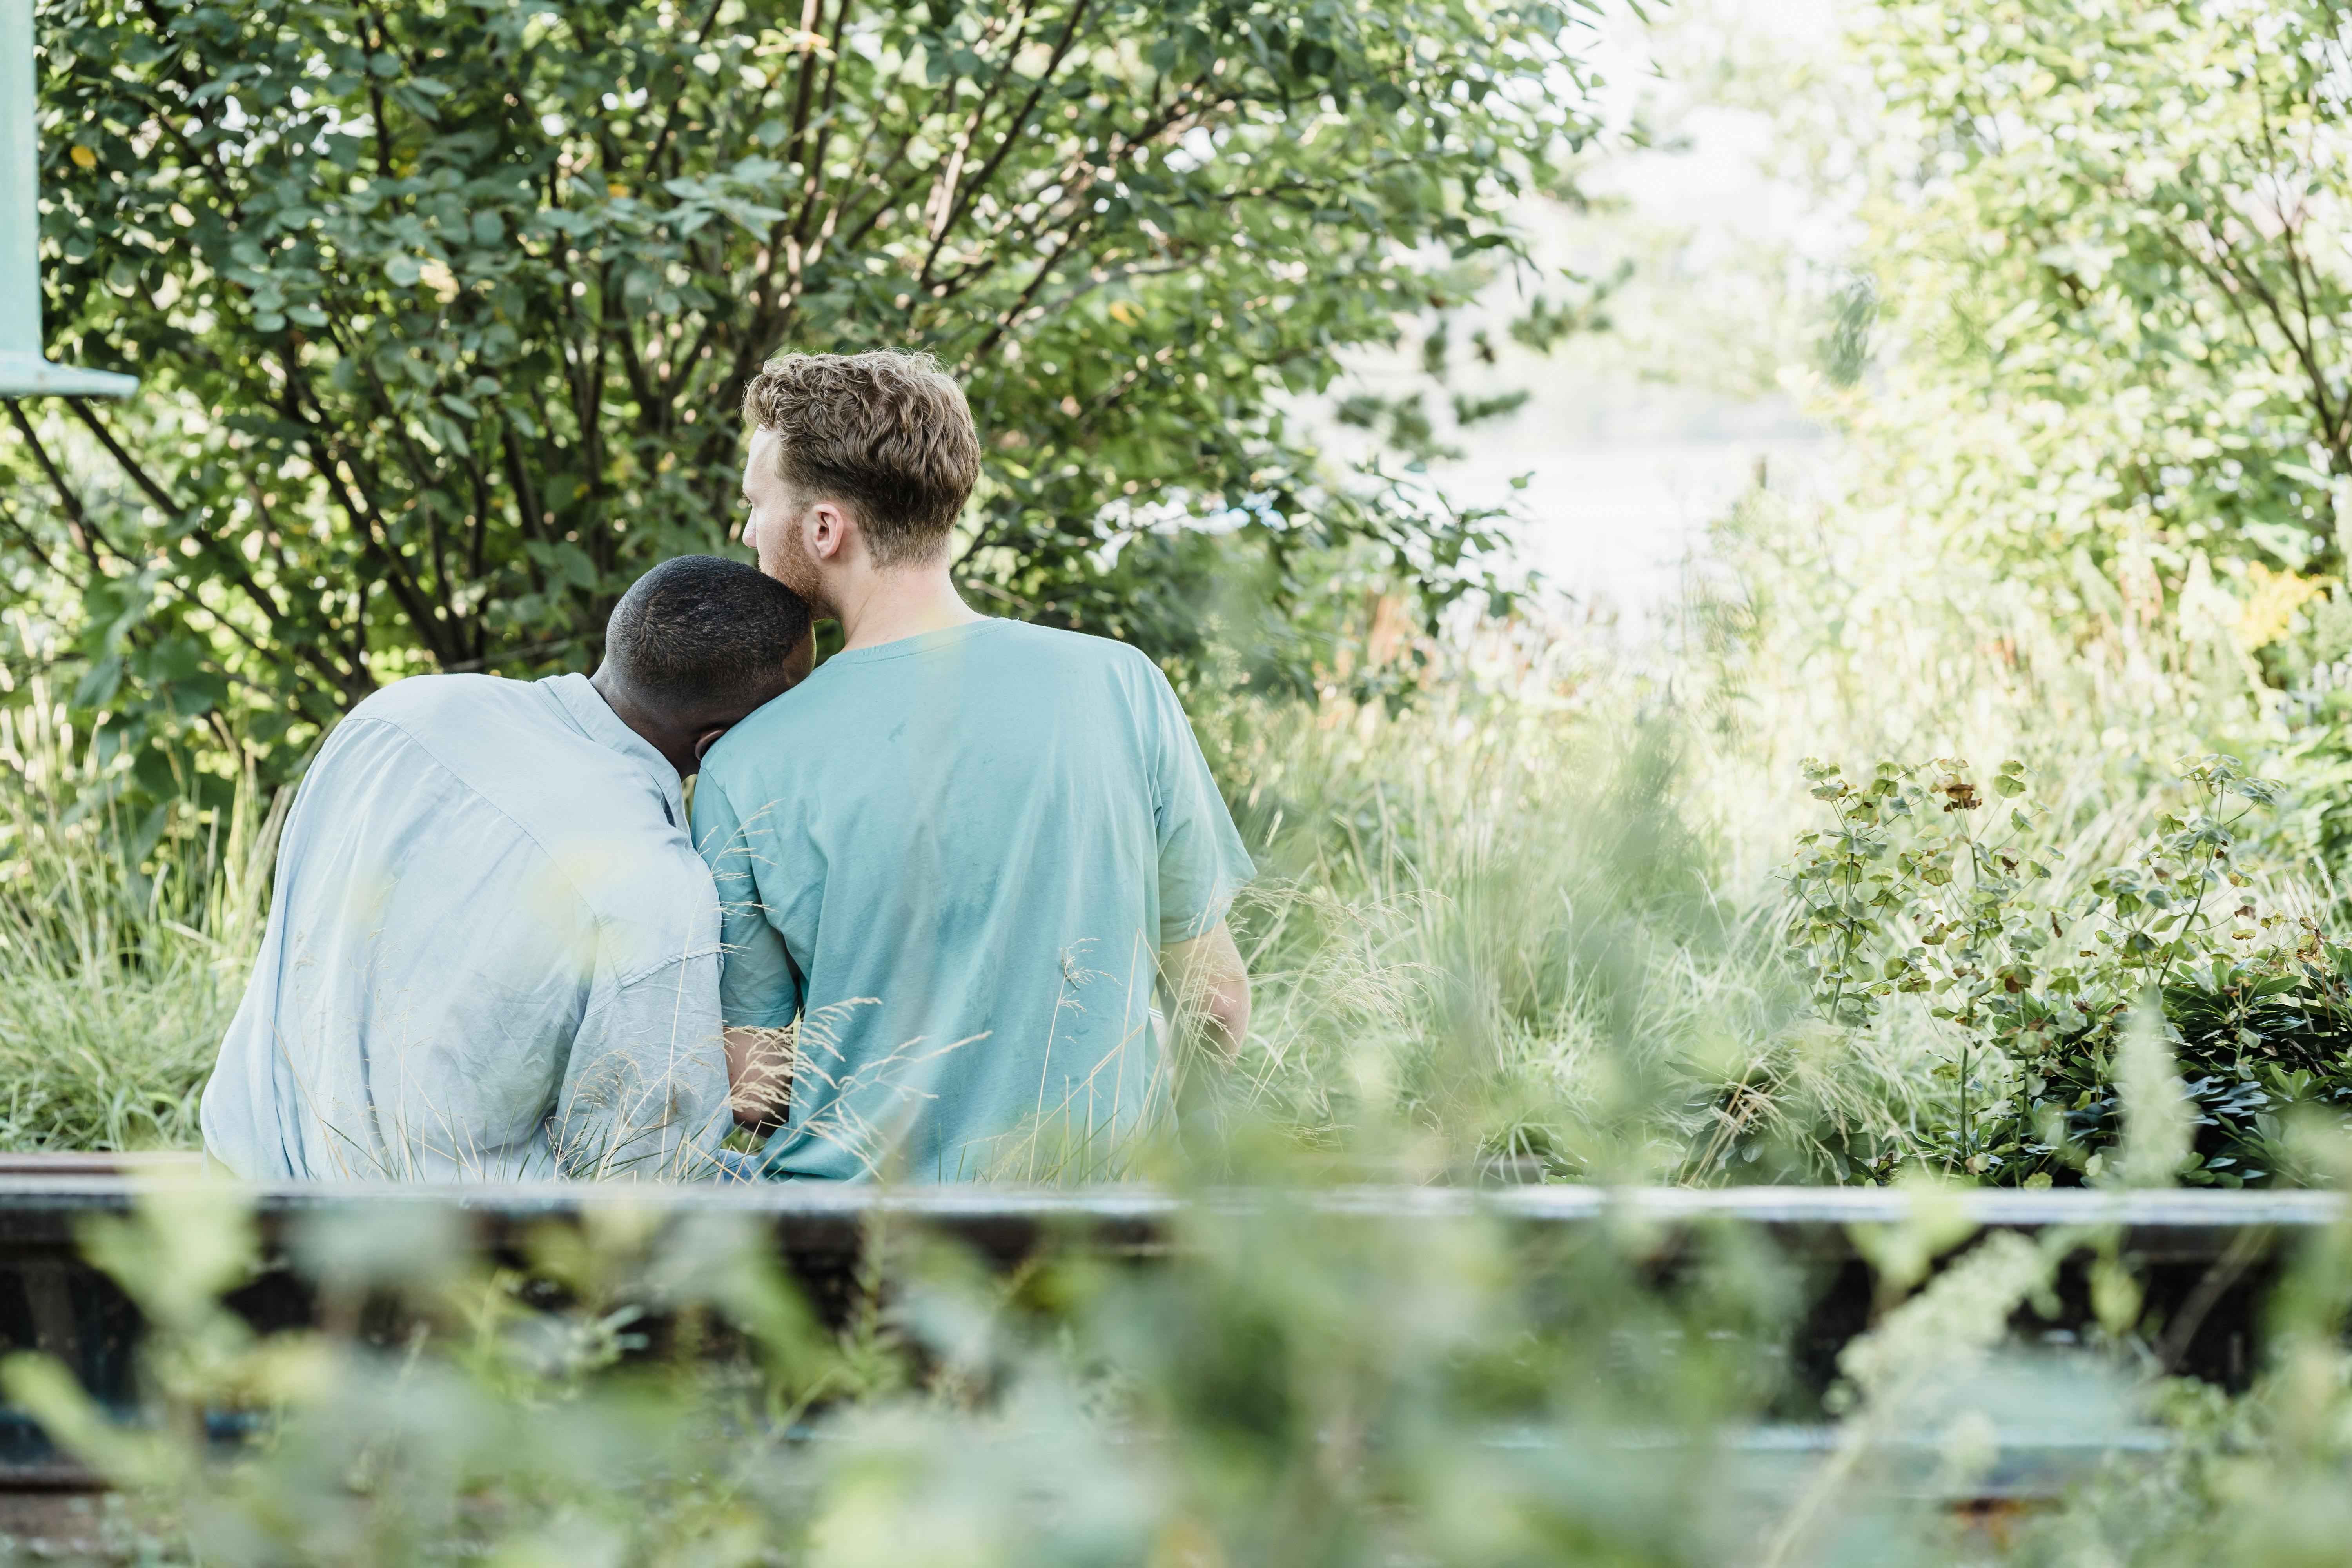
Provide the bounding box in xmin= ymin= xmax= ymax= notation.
xmin=587 ymin=667 xmax=692 ymax=779
xmin=833 ymin=563 xmax=985 ymax=651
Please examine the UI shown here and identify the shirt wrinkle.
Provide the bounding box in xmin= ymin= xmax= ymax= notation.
xmin=608 ymin=942 xmax=729 ymax=995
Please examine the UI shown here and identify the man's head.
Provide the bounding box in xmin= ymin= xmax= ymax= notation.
xmin=592 ymin=555 xmax=815 ymax=778
xmin=739 ymin=350 xmax=981 ymax=613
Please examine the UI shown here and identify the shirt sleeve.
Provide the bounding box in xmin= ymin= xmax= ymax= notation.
xmin=692 ymin=774 xmax=803 ymax=1029
xmin=1146 ymin=662 xmax=1256 ymax=945
xmin=547 ymin=951 xmax=734 ymax=1180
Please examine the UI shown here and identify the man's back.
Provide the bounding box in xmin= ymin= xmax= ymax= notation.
xmin=202 ymin=673 xmax=732 ymax=1181
xmin=694 ymin=621 xmax=1252 ymax=1180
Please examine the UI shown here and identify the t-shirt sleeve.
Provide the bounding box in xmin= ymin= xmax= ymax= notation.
xmin=549 ymin=951 xmax=733 ymax=1180
xmin=691 ymin=773 xmax=803 ymax=1029
xmin=1145 ymin=662 xmax=1256 ymax=945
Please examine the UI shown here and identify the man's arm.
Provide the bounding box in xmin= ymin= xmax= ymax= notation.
xmin=1158 ymin=920 xmax=1252 ymax=1061
xmin=552 ymin=956 xmax=734 ymax=1180
xmin=1139 ymin=654 xmax=1256 ymax=1062
xmin=725 ymin=1025 xmax=792 ymax=1131
xmin=694 ymin=774 xmax=804 ymax=1130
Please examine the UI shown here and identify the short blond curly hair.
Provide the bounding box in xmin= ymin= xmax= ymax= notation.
xmin=740 ymin=350 xmax=982 ymax=568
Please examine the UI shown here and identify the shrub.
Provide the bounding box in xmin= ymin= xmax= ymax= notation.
xmin=1780 ymin=752 xmax=2352 ymax=1186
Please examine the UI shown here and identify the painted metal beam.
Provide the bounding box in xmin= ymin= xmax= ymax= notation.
xmin=0 ymin=0 xmax=134 ymax=397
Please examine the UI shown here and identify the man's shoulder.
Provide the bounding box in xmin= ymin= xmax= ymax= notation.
xmin=373 ymin=681 xmax=711 ymax=943
xmin=988 ymin=619 xmax=1152 ymax=667
xmin=348 ymin=673 xmax=552 ymax=734
xmin=977 ymin=622 xmax=1171 ymax=705
xmin=349 ymin=676 xmax=684 ymax=869
xmin=339 ymin=675 xmax=587 ymax=806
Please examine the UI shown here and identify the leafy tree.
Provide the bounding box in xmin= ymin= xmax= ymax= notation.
xmin=4 ymin=0 xmax=1602 ymax=793
xmin=1844 ymin=1 xmax=2352 ymax=651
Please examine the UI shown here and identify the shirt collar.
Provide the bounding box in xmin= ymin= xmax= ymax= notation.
xmin=541 ymin=673 xmax=685 ymax=827
xmin=820 ymin=617 xmax=1003 ymax=668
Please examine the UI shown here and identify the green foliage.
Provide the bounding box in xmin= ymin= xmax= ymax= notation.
xmin=8 ymin=0 xmax=1602 ymax=793
xmin=0 ymin=655 xmax=272 ymax=1153
xmin=1858 ymin=1 xmax=2352 ymax=600
xmin=25 ymin=1180 xmax=2352 ymax=1567
xmin=1994 ymin=1209 xmax=2352 ymax=1568
xmin=1211 ymin=684 xmax=1800 ymax=1185
xmin=1780 ymin=751 xmax=2352 ymax=1186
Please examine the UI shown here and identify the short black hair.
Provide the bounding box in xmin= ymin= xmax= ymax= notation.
xmin=603 ymin=555 xmax=812 ymax=716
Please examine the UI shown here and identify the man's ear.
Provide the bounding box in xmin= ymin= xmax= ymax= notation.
xmin=807 ymin=499 xmax=853 ymax=563
xmin=693 ymin=724 xmax=733 ymax=764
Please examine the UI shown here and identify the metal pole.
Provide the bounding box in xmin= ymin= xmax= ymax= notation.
xmin=0 ymin=0 xmax=133 ymax=397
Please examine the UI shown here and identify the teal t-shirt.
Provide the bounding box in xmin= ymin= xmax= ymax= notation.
xmin=691 ymin=619 xmax=1253 ymax=1181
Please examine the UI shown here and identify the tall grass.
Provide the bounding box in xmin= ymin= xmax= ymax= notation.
xmin=0 ymin=663 xmax=276 ymax=1152
xmin=1200 ymin=681 xmax=1798 ymax=1181
xmin=1178 ymin=472 xmax=2352 ymax=1190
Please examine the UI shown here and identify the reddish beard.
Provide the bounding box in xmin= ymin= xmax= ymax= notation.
xmin=762 ymin=507 xmax=833 ymax=616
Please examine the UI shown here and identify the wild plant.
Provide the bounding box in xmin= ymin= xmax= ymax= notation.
xmin=0 ymin=653 xmax=278 ymax=1152
xmin=1780 ymin=753 xmax=2336 ymax=1185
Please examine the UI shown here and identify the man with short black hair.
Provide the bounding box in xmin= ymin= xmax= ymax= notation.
xmin=697 ymin=350 xmax=1254 ymax=1180
xmin=201 ymin=556 xmax=814 ymax=1182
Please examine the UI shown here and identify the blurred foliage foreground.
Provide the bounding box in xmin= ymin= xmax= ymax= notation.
xmin=12 ymin=1178 xmax=2352 ymax=1568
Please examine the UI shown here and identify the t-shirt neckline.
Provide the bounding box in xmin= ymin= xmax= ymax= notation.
xmin=822 ymin=617 xmax=1004 ymax=668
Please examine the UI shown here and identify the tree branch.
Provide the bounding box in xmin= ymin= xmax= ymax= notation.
xmin=0 ymin=494 xmax=58 ymax=575
xmin=267 ymin=369 xmax=454 ymax=670
xmin=6 ymin=400 xmax=114 ymax=570
xmin=787 ymin=0 xmax=858 ymax=247
xmin=64 ymin=400 xmax=296 ymax=631
xmin=971 ymin=216 xmax=1096 ymax=363
xmin=919 ymin=0 xmax=1090 ymax=287
xmin=312 ymin=439 xmax=448 ymax=667
xmin=784 ymin=0 xmax=829 ymax=180
xmin=639 ymin=0 xmax=730 ymax=182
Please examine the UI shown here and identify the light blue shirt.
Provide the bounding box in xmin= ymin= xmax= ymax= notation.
xmin=693 ymin=620 xmax=1254 ymax=1181
xmin=200 ymin=673 xmax=735 ymax=1182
